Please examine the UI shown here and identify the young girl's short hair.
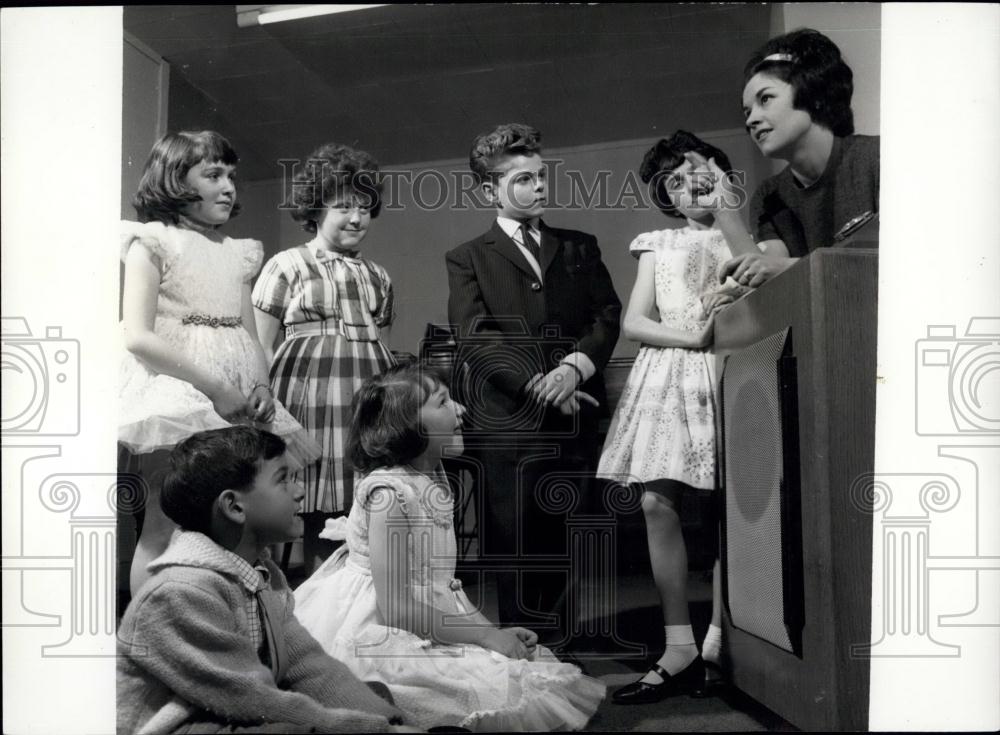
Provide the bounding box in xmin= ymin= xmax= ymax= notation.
xmin=743 ymin=28 xmax=854 ymax=137
xmin=161 ymin=427 xmax=286 ymax=536
xmin=132 ymin=130 xmax=241 ymax=225
xmin=639 ymin=130 xmax=734 ymax=218
xmin=290 ymin=143 xmax=383 ymax=232
xmin=469 ymin=123 xmax=542 ymax=184
xmin=348 ymin=362 xmax=448 ymax=474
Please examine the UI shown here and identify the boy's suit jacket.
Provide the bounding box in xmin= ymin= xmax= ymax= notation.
xmin=446 ymin=220 xmax=621 ymax=435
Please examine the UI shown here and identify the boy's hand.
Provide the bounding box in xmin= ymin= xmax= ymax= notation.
xmin=556 ymin=390 xmax=600 ymax=416
xmin=529 ymin=364 xmax=579 ymax=406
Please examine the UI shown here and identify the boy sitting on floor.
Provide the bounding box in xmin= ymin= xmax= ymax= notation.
xmin=117 ymin=426 xmax=412 ymax=734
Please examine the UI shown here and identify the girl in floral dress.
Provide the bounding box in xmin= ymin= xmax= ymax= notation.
xmin=597 ymin=131 xmax=752 ymax=704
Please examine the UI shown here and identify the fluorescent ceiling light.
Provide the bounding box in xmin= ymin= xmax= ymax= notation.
xmin=236 ymin=4 xmax=385 ymax=28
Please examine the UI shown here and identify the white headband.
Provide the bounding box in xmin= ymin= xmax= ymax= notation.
xmin=762 ymin=53 xmax=795 ymax=63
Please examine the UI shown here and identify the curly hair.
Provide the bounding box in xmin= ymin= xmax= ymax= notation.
xmin=347 ymin=362 xmax=449 ymax=474
xmin=132 ymin=130 xmax=242 ymax=225
xmin=289 ymin=143 xmax=383 ymax=232
xmin=743 ymin=28 xmax=854 ymax=137
xmin=468 ymin=123 xmax=542 ymax=184
xmin=639 ymin=130 xmax=735 ymax=218
xmin=160 ymin=427 xmax=287 ymax=535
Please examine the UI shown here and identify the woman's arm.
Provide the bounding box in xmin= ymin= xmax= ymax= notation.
xmin=367 ymin=488 xmax=530 ymax=658
xmin=122 ymin=243 xmax=246 ymax=418
xmin=622 ymin=252 xmax=711 ymax=349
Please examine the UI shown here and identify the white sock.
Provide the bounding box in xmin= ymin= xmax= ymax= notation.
xmin=702 ymin=623 xmax=723 ymax=665
xmin=641 ymin=625 xmax=697 ymax=684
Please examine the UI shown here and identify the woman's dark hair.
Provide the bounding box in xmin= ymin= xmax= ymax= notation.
xmin=290 ymin=143 xmax=383 ymax=232
xmin=132 ymin=130 xmax=241 ymax=225
xmin=639 ymin=130 xmax=734 ymax=218
xmin=160 ymin=427 xmax=286 ymax=535
xmin=469 ymin=123 xmax=542 ymax=184
xmin=743 ymin=28 xmax=854 ymax=137
xmin=348 ymin=362 xmax=448 ymax=474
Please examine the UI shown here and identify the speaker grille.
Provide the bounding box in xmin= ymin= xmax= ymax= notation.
xmin=722 ymin=329 xmax=797 ymax=653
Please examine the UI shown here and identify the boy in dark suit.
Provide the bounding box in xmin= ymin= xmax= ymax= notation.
xmin=445 ymin=123 xmax=621 ymax=647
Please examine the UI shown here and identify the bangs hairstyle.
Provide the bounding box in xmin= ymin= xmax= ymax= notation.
xmin=743 ymin=28 xmax=855 ymax=137
xmin=469 ymin=123 xmax=542 ymax=184
xmin=290 ymin=143 xmax=383 ymax=233
xmin=348 ymin=362 xmax=448 ymax=474
xmin=160 ymin=427 xmax=285 ymax=535
xmin=132 ymin=130 xmax=241 ymax=225
xmin=639 ymin=130 xmax=734 ymax=218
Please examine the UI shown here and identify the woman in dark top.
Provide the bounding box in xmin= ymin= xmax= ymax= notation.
xmin=720 ymin=28 xmax=880 ymax=288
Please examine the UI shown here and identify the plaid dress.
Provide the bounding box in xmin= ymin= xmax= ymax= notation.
xmin=252 ymin=244 xmax=395 ymax=512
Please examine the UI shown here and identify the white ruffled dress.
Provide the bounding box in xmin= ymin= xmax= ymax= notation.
xmin=118 ymin=221 xmax=320 ymax=465
xmin=293 ymin=466 xmax=606 ymax=731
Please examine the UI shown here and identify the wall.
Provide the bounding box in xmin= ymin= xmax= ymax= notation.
xmin=121 ymin=33 xmax=168 ymax=219
xmin=778 ymin=3 xmax=881 ymax=136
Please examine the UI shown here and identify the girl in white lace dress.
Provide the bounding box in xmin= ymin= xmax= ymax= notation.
xmin=119 ymin=131 xmax=319 ymax=593
xmin=293 ymin=363 xmax=605 ymax=731
xmin=597 ymin=132 xmax=753 ymax=705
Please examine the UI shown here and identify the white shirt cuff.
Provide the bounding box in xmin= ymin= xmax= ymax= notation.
xmin=560 ymin=352 xmax=596 ymax=382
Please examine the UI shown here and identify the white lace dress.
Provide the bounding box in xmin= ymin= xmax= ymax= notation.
xmin=118 ymin=221 xmax=320 ymax=466
xmin=597 ymin=227 xmax=746 ymax=490
xmin=293 ymin=466 xmax=606 ymax=731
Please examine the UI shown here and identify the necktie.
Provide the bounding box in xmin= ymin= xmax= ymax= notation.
xmin=519 ymin=223 xmax=541 ymax=262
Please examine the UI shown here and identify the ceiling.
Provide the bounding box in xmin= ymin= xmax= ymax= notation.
xmin=124 ymin=4 xmax=772 ymax=181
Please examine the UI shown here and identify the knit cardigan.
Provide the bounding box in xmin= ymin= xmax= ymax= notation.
xmin=117 ymin=531 xmax=403 ymax=734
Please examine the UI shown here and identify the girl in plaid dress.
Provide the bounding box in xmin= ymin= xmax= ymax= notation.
xmin=253 ymin=143 xmax=395 ymax=572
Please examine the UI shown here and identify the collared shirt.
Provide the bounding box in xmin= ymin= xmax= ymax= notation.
xmin=251 ymin=241 xmax=394 ymax=342
xmin=497 ymin=216 xmax=543 ymax=282
xmin=494 ymin=217 xmax=596 ymax=382
xmin=182 ymin=533 xmax=270 ymax=659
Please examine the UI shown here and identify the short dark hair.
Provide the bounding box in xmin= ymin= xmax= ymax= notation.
xmin=160 ymin=427 xmax=286 ymax=535
xmin=469 ymin=123 xmax=542 ymax=184
xmin=132 ymin=130 xmax=242 ymax=225
xmin=348 ymin=362 xmax=448 ymax=474
xmin=639 ymin=130 xmax=734 ymax=218
xmin=290 ymin=143 xmax=383 ymax=233
xmin=743 ymin=28 xmax=854 ymax=137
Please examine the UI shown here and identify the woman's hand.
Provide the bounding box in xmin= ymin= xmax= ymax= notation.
xmin=480 ymin=628 xmax=530 ymax=659
xmin=209 ymin=381 xmax=249 ymax=421
xmin=720 ymin=252 xmax=797 ymax=288
xmin=247 ymin=383 xmax=276 ymax=423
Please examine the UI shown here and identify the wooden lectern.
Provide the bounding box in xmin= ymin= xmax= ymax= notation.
xmin=714 ymin=248 xmax=878 ymax=731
